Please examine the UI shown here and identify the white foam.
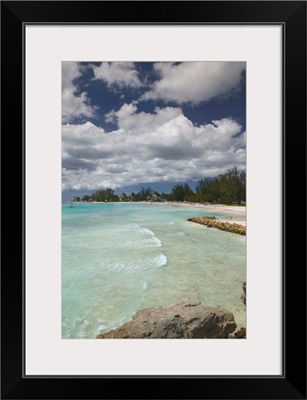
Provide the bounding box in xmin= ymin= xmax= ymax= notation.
xmin=95 ymin=324 xmax=107 ymax=336
xmin=173 ymin=231 xmax=186 ymax=237
xmin=152 ymin=254 xmax=167 ymax=268
xmin=146 ymin=220 xmax=175 ymax=227
xmin=121 ymin=223 xmax=155 ymax=237
xmin=103 ymin=253 xmax=168 ymax=273
xmin=123 ymin=236 xmax=162 ymax=248
xmin=137 ymin=226 xmax=155 ymax=236
xmin=149 ymin=237 xmax=162 ymax=247
xmin=165 ymin=231 xmax=186 ymax=238
xmin=143 ymin=282 xmax=148 ymax=290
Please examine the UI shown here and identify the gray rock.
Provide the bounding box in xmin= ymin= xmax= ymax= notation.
xmin=234 ymin=327 xmax=246 ymax=338
xmin=96 ymin=302 xmax=237 ymax=339
xmin=241 ymin=281 xmax=246 ymax=305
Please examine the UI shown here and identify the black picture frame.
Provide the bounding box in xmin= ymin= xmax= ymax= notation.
xmin=1 ymin=1 xmax=306 ymax=399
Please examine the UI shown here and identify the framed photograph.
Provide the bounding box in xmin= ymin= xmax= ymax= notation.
xmin=1 ymin=1 xmax=306 ymax=399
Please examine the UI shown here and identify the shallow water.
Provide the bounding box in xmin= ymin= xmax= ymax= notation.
xmin=62 ymin=202 xmax=246 ymax=338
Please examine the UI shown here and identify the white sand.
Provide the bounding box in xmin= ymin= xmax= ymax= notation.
xmin=165 ymin=202 xmax=246 ymax=226
xmin=166 ymin=202 xmax=246 ymax=215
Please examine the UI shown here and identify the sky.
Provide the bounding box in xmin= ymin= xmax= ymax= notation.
xmin=62 ymin=61 xmax=246 ymax=198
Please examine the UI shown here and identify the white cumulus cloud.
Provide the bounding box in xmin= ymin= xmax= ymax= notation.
xmin=62 ymin=104 xmax=246 ymax=191
xmin=62 ymin=62 xmax=96 ymax=123
xmin=92 ymin=62 xmax=142 ymax=88
xmin=141 ymin=61 xmax=245 ymax=104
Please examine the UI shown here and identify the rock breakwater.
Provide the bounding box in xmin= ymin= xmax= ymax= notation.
xmin=187 ymin=217 xmax=246 ymax=235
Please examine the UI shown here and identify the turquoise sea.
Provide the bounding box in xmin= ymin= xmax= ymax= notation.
xmin=62 ymin=202 xmax=246 ymax=338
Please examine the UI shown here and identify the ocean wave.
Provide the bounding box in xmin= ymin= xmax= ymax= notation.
xmin=104 ymin=253 xmax=167 ymax=273
xmin=120 ymin=223 xmax=155 ymax=237
xmin=137 ymin=226 xmax=155 ymax=236
xmin=152 ymin=254 xmax=167 ymax=268
xmin=95 ymin=324 xmax=107 ymax=336
xmin=170 ymin=231 xmax=186 ymax=237
xmin=123 ymin=236 xmax=162 ymax=248
xmin=147 ymin=220 xmax=175 ymax=227
xmin=120 ymin=223 xmax=162 ymax=248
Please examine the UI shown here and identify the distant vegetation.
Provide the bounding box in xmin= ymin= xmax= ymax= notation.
xmin=73 ymin=166 xmax=246 ymax=205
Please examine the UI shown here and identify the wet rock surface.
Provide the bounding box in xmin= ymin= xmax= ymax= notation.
xmin=96 ymin=302 xmax=237 ymax=339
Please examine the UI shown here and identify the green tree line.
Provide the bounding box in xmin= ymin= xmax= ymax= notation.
xmin=73 ymin=166 xmax=246 ymax=205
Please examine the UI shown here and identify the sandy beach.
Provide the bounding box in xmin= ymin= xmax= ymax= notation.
xmin=165 ymin=202 xmax=246 ymax=214
xmin=165 ymin=202 xmax=246 ymax=226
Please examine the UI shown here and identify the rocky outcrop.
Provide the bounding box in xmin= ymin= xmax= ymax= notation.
xmin=234 ymin=281 xmax=247 ymax=338
xmin=96 ymin=302 xmax=237 ymax=339
xmin=234 ymin=327 xmax=246 ymax=338
xmin=241 ymin=281 xmax=246 ymax=305
xmin=187 ymin=217 xmax=246 ymax=235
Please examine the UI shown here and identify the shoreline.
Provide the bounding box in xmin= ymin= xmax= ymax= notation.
xmin=71 ymin=200 xmax=246 ymax=225
xmin=165 ymin=201 xmax=246 ymax=216
xmin=87 ymin=200 xmax=246 ymax=215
